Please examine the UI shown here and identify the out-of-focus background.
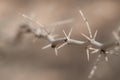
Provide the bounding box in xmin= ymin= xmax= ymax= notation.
xmin=0 ymin=0 xmax=120 ymax=80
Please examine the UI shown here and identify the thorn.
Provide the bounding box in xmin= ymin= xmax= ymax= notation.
xmin=63 ymin=30 xmax=68 ymax=38
xmin=93 ymin=30 xmax=98 ymax=40
xmin=104 ymin=51 xmax=109 ymax=62
xmin=88 ymin=54 xmax=102 ymax=78
xmin=68 ymin=27 xmax=73 ymax=38
xmin=86 ymin=49 xmax=90 ymax=61
xmin=113 ymin=32 xmax=120 ymax=41
xmin=79 ymin=10 xmax=86 ymax=21
xmin=88 ymin=65 xmax=97 ymax=79
xmin=21 ymin=13 xmax=44 ymax=28
xmin=57 ymin=42 xmax=68 ymax=50
xmin=22 ymin=14 xmax=32 ymax=20
xmin=87 ymin=24 xmax=92 ymax=39
xmin=81 ymin=33 xmax=91 ymax=41
xmin=36 ymin=21 xmax=44 ymax=27
xmin=47 ymin=18 xmax=74 ymax=27
xmin=105 ymin=56 xmax=108 ymax=62
xmin=79 ymin=10 xmax=92 ymax=39
xmin=55 ymin=48 xmax=58 ymax=56
xmin=89 ymin=47 xmax=99 ymax=54
xmin=91 ymin=49 xmax=99 ymax=54
xmin=21 ymin=14 xmax=34 ymax=23
xmin=42 ymin=44 xmax=51 ymax=49
xmin=89 ymin=47 xmax=97 ymax=51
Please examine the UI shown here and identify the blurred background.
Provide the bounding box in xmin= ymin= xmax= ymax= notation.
xmin=0 ymin=0 xmax=120 ymax=80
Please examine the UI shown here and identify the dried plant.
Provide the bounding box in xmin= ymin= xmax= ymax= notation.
xmin=17 ymin=10 xmax=120 ymax=79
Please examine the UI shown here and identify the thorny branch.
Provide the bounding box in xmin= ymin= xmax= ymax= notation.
xmin=17 ymin=10 xmax=120 ymax=79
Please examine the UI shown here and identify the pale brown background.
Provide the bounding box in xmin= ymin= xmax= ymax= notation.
xmin=0 ymin=0 xmax=120 ymax=80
